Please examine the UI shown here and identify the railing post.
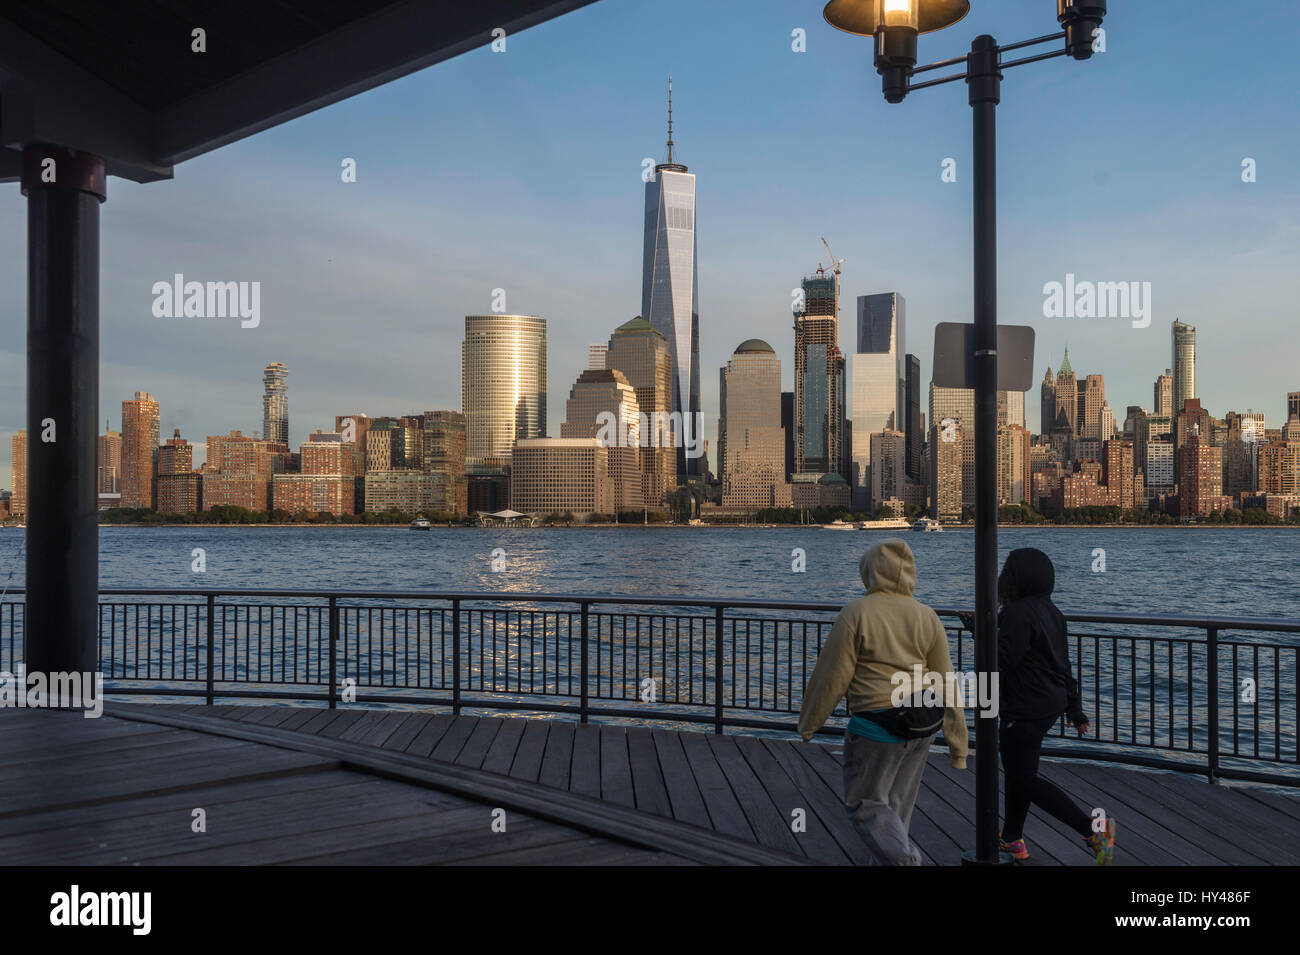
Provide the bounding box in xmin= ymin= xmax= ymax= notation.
xmin=452 ymin=598 xmax=461 ymax=715
xmin=1206 ymin=626 xmax=1219 ymax=784
xmin=580 ymin=601 xmax=590 ymax=723
xmin=205 ymin=593 xmax=215 ymax=705
xmin=714 ymin=605 xmax=724 ymax=734
xmin=327 ymin=596 xmax=338 ymax=709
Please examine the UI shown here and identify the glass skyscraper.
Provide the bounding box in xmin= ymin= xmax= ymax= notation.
xmin=641 ymin=77 xmax=699 ymax=478
xmin=1172 ymin=319 xmax=1196 ymax=414
xmin=461 ymin=314 xmax=547 ymax=471
xmin=262 ymin=361 xmax=289 ymax=446
xmin=851 ymin=292 xmax=906 ymax=502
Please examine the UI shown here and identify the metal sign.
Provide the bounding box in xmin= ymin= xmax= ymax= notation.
xmin=932 ymin=322 xmax=1036 ymax=392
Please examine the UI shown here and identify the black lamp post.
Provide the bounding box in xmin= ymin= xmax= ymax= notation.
xmin=824 ymin=0 xmax=1107 ymax=865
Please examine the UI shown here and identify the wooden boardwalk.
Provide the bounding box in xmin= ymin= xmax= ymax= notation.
xmin=114 ymin=705 xmax=1300 ymax=865
xmin=4 ymin=703 xmax=1298 ymax=865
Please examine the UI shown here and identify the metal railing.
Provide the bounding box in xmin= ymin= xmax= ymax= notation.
xmin=2 ymin=588 xmax=1297 ymax=788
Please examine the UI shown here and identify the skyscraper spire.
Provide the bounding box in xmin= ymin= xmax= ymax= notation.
xmin=666 ymin=74 xmax=675 ymax=165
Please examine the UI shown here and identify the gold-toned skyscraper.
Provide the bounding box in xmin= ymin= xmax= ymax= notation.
xmin=462 ymin=314 xmax=547 ymax=471
xmin=121 ymin=392 xmax=160 ymax=509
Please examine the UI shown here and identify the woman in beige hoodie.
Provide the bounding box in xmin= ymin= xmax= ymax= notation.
xmin=797 ymin=538 xmax=969 ymax=865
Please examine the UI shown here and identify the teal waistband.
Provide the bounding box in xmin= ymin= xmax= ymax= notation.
xmin=848 ymin=711 xmax=905 ymax=744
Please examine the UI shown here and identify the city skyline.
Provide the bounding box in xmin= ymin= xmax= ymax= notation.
xmin=2 ymin=1 xmax=1297 ymax=489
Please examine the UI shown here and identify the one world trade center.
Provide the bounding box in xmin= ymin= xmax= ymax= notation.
xmin=641 ymin=76 xmax=700 ymax=479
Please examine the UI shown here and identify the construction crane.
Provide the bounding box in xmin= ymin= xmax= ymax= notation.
xmin=821 ymin=236 xmax=844 ymax=295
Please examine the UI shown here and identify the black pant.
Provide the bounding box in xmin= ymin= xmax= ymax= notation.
xmin=1000 ymin=714 xmax=1092 ymax=841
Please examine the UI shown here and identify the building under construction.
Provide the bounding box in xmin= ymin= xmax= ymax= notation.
xmin=793 ymin=268 xmax=847 ymax=482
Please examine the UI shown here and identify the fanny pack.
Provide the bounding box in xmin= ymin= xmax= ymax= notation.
xmin=856 ymin=690 xmax=944 ymax=740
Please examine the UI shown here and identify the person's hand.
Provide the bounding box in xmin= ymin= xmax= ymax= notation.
xmin=956 ymin=611 xmax=975 ymax=632
xmin=1071 ymin=715 xmax=1091 ymax=736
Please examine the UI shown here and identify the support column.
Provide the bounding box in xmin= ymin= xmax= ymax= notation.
xmin=965 ymin=35 xmax=1005 ymax=866
xmin=21 ymin=145 xmax=105 ymax=677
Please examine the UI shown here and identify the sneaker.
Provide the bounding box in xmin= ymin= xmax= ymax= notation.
xmin=1085 ymin=817 xmax=1117 ymax=866
xmin=999 ymin=835 xmax=1029 ymax=861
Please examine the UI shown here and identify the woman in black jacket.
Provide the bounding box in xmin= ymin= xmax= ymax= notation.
xmin=970 ymin=548 xmax=1116 ymax=865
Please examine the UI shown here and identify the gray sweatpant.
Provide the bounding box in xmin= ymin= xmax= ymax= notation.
xmin=841 ymin=729 xmax=935 ymax=866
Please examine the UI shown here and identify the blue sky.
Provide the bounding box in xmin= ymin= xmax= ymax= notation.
xmin=2 ymin=0 xmax=1298 ymax=486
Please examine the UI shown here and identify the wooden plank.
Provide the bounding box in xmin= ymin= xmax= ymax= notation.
xmin=447 ymin=834 xmax=679 ymax=867
xmin=0 ymin=728 xmax=200 ymax=768
xmin=507 ymin=720 xmax=550 ymax=782
xmin=760 ymin=738 xmax=866 ymax=864
xmin=599 ymin=726 xmax=636 ymax=808
xmin=277 ymin=707 xmax=328 ymax=732
xmin=567 ymin=724 xmax=601 ymax=797
xmin=0 ymin=768 xmax=365 ymax=837
xmin=316 ymin=710 xmax=368 ymax=739
xmin=381 ymin=712 xmax=434 ymax=753
xmin=734 ymin=735 xmax=846 ymax=862
xmin=429 ymin=716 xmax=479 ymax=763
xmin=405 ymin=714 xmax=457 ymax=758
xmin=0 ymin=777 xmax=447 ymax=865
xmin=677 ymin=731 xmax=753 ymax=841
xmin=454 ymin=717 xmax=504 ymax=770
xmin=480 ymin=717 xmax=528 ymax=776
xmin=649 ymin=730 xmax=713 ymax=829
xmin=284 ymin=814 xmax=584 ymax=865
xmin=625 ymin=727 xmax=672 ymax=819
xmin=132 ymin=804 xmax=500 ymax=866
xmin=538 ymin=722 xmax=576 ymax=791
xmin=704 ymin=734 xmax=803 ymax=856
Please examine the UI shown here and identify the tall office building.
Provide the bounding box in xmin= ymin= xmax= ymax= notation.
xmin=869 ymin=429 xmax=907 ymax=510
xmin=560 ymin=369 xmax=644 ymax=513
xmin=930 ymin=384 xmax=976 ymax=508
xmin=1081 ymin=374 xmax=1105 ymax=439
xmin=10 ymin=430 xmax=26 ymax=517
xmin=1040 ymin=364 xmax=1057 ymax=436
xmin=262 ymin=362 xmax=289 ymax=446
xmin=1054 ymin=349 xmax=1078 ymax=436
xmin=1098 ymin=402 xmax=1116 ymax=442
xmin=121 ymin=392 xmax=160 ymax=509
xmin=1288 ymin=391 xmax=1300 ymax=423
xmin=780 ymin=391 xmax=795 ymax=481
xmin=794 ymin=273 xmax=845 ymax=479
xmin=462 ymin=314 xmax=547 ymax=470
xmin=1172 ymin=320 xmax=1196 ymax=414
xmin=97 ymin=422 xmax=121 ymax=494
xmin=929 ymin=419 xmax=963 ymax=522
xmin=999 ymin=390 xmax=1026 ymax=429
xmin=1155 ymin=370 xmax=1174 ymax=417
xmin=641 ymin=77 xmax=699 ymax=478
xmin=156 ymin=429 xmax=199 ymax=514
xmin=605 ymin=316 xmax=676 ymax=508
xmin=997 ymin=424 xmax=1031 ymax=506
xmin=904 ymin=354 xmax=922 ymax=482
xmin=851 ymin=292 xmax=905 ymax=497
xmin=718 ymin=340 xmax=790 ymax=509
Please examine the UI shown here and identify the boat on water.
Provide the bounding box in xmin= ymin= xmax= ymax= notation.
xmin=409 ymin=517 xmax=432 ymax=530
xmin=911 ymin=517 xmax=943 ymax=532
xmin=858 ymin=518 xmax=911 ymax=530
xmin=821 ymin=519 xmax=855 ymax=530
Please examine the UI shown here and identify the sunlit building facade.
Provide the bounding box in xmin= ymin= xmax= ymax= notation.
xmin=462 ymin=314 xmax=547 ymax=470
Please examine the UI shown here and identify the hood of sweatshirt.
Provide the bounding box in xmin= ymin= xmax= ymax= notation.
xmin=859 ymin=538 xmax=917 ymax=596
xmin=1001 ymin=547 xmax=1055 ymax=600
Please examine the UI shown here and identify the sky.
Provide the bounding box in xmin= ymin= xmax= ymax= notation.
xmin=2 ymin=0 xmax=1298 ymax=487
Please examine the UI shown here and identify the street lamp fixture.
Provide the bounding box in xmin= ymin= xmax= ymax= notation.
xmin=820 ymin=0 xmax=1107 ymax=866
xmin=824 ymin=0 xmax=971 ymax=102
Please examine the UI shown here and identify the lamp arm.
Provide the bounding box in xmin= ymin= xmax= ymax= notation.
xmin=902 ymin=30 xmax=1075 ymax=95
